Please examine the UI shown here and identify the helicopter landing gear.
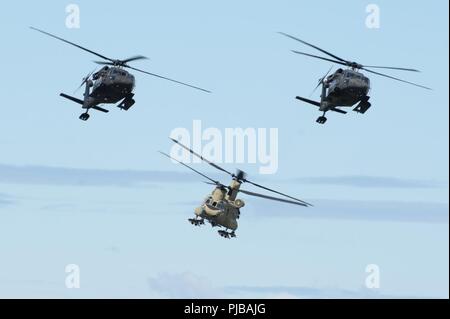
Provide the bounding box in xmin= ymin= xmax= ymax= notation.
xmin=316 ymin=112 xmax=327 ymax=124
xmin=79 ymin=112 xmax=90 ymax=121
xmin=117 ymin=94 xmax=135 ymax=110
xmin=353 ymin=96 xmax=371 ymax=114
xmin=188 ymin=218 xmax=204 ymax=226
xmin=218 ymin=230 xmax=236 ymax=239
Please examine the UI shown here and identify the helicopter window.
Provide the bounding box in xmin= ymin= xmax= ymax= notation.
xmin=216 ymin=202 xmax=225 ymax=210
xmin=212 ymin=202 xmax=217 ymax=207
xmin=121 ymin=72 xmax=127 ymax=76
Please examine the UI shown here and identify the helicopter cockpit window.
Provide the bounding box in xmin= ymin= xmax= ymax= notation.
xmin=216 ymin=202 xmax=225 ymax=210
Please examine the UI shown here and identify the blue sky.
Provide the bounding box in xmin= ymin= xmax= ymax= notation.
xmin=0 ymin=0 xmax=448 ymax=298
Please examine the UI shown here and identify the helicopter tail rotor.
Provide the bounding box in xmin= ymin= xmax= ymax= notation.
xmin=74 ymin=69 xmax=96 ymax=94
xmin=310 ymin=66 xmax=333 ymax=97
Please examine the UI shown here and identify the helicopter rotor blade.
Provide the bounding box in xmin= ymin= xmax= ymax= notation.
xmin=159 ymin=151 xmax=221 ymax=185
xmin=291 ymin=51 xmax=348 ymax=67
xmin=169 ymin=138 xmax=233 ymax=176
xmin=94 ymin=56 xmax=148 ymax=66
xmin=30 ymin=27 xmax=114 ymax=63
xmin=241 ymin=178 xmax=313 ymax=207
xmin=363 ymin=68 xmax=432 ymax=90
xmin=94 ymin=61 xmax=114 ymax=66
xmin=122 ymin=55 xmax=148 ymax=63
xmin=125 ymin=65 xmax=211 ymax=93
xmin=239 ymin=189 xmax=308 ymax=207
xmin=363 ymin=65 xmax=420 ymax=72
xmin=168 ymin=138 xmax=311 ymax=206
xmin=203 ymin=181 xmax=228 ymax=189
xmin=280 ymin=32 xmax=348 ymax=63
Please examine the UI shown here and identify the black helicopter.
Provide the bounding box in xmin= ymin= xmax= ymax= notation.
xmin=31 ymin=27 xmax=210 ymax=121
xmin=279 ymin=32 xmax=431 ymax=124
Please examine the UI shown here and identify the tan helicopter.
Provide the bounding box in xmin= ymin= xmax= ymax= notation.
xmin=160 ymin=138 xmax=312 ymax=239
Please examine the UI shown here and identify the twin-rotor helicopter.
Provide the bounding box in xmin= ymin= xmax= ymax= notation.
xmin=31 ymin=27 xmax=210 ymax=121
xmin=161 ymin=138 xmax=312 ymax=239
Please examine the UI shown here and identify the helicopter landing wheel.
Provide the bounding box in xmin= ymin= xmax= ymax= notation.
xmin=188 ymin=218 xmax=204 ymax=226
xmin=218 ymin=230 xmax=228 ymax=238
xmin=316 ymin=116 xmax=327 ymax=124
xmin=79 ymin=113 xmax=90 ymax=121
xmin=218 ymin=230 xmax=234 ymax=239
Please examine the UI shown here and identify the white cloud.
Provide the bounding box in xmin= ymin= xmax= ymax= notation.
xmin=147 ymin=272 xmax=422 ymax=299
xmin=148 ymin=272 xmax=222 ymax=299
xmin=246 ymin=199 xmax=449 ymax=224
xmin=293 ymin=176 xmax=447 ymax=189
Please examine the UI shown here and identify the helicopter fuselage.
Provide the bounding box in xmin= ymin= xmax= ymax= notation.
xmin=195 ymin=201 xmax=239 ymax=231
xmin=89 ymin=66 xmax=135 ymax=105
xmin=60 ymin=66 xmax=138 ymax=121
xmin=192 ymin=181 xmax=245 ymax=232
xmin=323 ymin=68 xmax=370 ymax=109
xmin=295 ymin=68 xmax=372 ymax=124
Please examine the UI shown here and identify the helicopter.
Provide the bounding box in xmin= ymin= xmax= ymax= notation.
xmin=279 ymin=32 xmax=431 ymax=124
xmin=30 ymin=27 xmax=210 ymax=121
xmin=160 ymin=138 xmax=312 ymax=239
